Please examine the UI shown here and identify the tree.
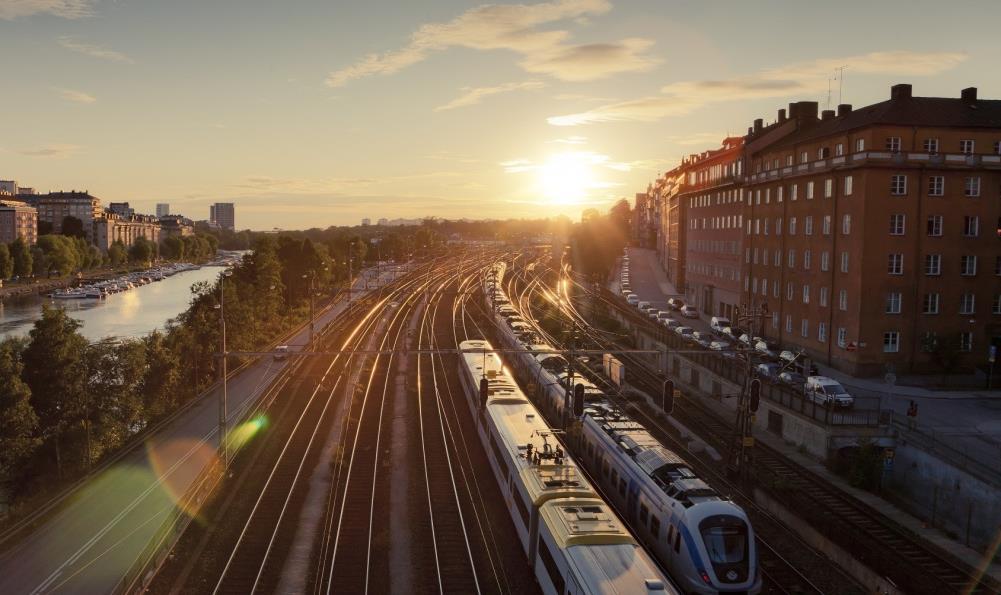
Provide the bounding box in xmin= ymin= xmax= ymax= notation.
xmin=10 ymin=237 xmax=32 ymax=277
xmin=81 ymin=339 xmax=146 ymax=464
xmin=108 ymin=241 xmax=128 ymax=267
xmin=0 ymin=243 xmax=12 ymax=279
xmin=141 ymin=332 xmax=181 ymax=421
xmin=61 ymin=216 xmax=87 ymax=239
xmin=0 ymin=338 xmax=40 ymax=495
xmin=128 ymin=237 xmax=155 ymax=265
xmin=37 ymin=235 xmax=79 ymax=276
xmin=21 ymin=306 xmax=88 ymax=476
xmin=37 ymin=220 xmax=53 ymax=236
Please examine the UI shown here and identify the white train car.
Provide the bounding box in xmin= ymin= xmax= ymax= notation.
xmin=484 ymin=264 xmax=761 ymax=595
xmin=458 ymin=339 xmax=677 ymax=595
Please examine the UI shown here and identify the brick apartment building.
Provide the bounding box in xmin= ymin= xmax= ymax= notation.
xmin=679 ymin=137 xmax=745 ymax=320
xmin=0 ymin=200 xmax=38 ymax=245
xmin=645 ymin=84 xmax=1001 ymax=376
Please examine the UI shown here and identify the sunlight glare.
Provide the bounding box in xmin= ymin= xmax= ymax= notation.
xmin=537 ymin=152 xmax=597 ymax=205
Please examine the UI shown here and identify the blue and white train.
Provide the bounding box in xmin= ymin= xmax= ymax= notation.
xmin=458 ymin=339 xmax=677 ymax=595
xmin=484 ymin=264 xmax=761 ymax=595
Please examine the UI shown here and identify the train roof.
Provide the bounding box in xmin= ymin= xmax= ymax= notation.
xmin=540 ymin=499 xmax=675 ymax=594
xmin=460 ymin=340 xmax=525 ymax=404
xmin=586 ymin=402 xmax=724 ymax=508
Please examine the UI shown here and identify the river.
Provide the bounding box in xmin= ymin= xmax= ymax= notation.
xmin=0 ymin=265 xmax=226 ymax=342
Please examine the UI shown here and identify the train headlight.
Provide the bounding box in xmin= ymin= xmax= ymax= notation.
xmin=699 ymin=570 xmax=711 ymax=585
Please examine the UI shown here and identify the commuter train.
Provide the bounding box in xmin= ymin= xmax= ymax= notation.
xmin=483 ymin=264 xmax=761 ymax=595
xmin=457 ymin=339 xmax=677 ymax=595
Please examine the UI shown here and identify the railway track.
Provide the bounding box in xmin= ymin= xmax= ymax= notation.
xmin=530 ymin=258 xmax=1001 ymax=595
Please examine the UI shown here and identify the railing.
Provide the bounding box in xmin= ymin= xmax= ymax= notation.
xmin=890 ymin=415 xmax=1001 ymax=488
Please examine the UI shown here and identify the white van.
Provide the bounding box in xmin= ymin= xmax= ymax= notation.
xmin=710 ymin=316 xmax=732 ymax=333
xmin=274 ymin=345 xmax=289 ymax=361
xmin=805 ymin=376 xmax=854 ymax=408
xmin=626 ymin=294 xmax=639 ymax=305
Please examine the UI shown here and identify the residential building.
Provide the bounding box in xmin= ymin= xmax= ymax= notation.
xmin=0 ymin=200 xmax=38 ymax=245
xmin=25 ymin=191 xmax=103 ymax=241
xmin=679 ymin=137 xmax=744 ymax=319
xmin=156 ymin=203 xmax=171 ymax=217
xmin=108 ymin=202 xmax=135 ymax=217
xmin=93 ymin=211 xmax=161 ymax=251
xmin=362 ymin=218 xmax=371 ymax=226
xmin=741 ymin=85 xmax=1001 ymax=375
xmin=159 ymin=215 xmax=194 ymax=238
xmin=210 ymin=202 xmax=236 ymax=231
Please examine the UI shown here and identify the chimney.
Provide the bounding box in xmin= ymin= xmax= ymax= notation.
xmin=961 ymin=87 xmax=978 ymax=101
xmin=821 ymin=110 xmax=835 ymax=121
xmin=747 ymin=126 xmax=753 ymax=136
xmin=788 ymin=103 xmax=799 ymax=119
xmin=794 ymin=101 xmax=818 ymax=123
xmin=753 ymin=118 xmax=763 ymax=133
xmin=777 ymin=108 xmax=787 ymax=123
xmin=890 ymin=83 xmax=912 ymax=100
xmin=837 ymin=103 xmax=853 ymax=117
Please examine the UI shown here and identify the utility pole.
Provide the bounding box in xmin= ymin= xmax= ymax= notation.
xmin=217 ymin=269 xmax=233 ymax=469
xmin=726 ymin=304 xmax=768 ymax=480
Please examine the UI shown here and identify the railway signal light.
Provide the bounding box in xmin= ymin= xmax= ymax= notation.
xmin=573 ymin=383 xmax=585 ymax=418
xmin=479 ymin=377 xmax=489 ymax=407
xmin=662 ymin=379 xmax=675 ymax=414
xmin=749 ymin=378 xmax=761 ymax=413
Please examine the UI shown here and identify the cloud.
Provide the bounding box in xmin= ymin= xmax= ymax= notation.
xmin=0 ymin=0 xmax=92 ymax=19
xmin=326 ymin=0 xmax=655 ymax=87
xmin=548 ymin=136 xmax=587 ymax=145
xmin=58 ymin=36 xmax=134 ymax=63
xmin=19 ymin=144 xmax=82 ymax=158
xmin=54 ymin=87 xmax=96 ymax=103
xmin=548 ymin=50 xmax=969 ymax=126
xmin=435 ymin=80 xmax=544 ymax=111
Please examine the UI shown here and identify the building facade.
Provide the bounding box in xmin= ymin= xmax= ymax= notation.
xmin=679 ymin=137 xmax=745 ymax=319
xmin=0 ymin=200 xmax=38 ymax=245
xmin=26 ymin=191 xmax=103 ymax=242
xmin=741 ymin=85 xmax=1001 ymax=376
xmin=93 ymin=212 xmax=162 ymax=251
xmin=156 ymin=203 xmax=170 ymax=218
xmin=210 ymin=202 xmax=235 ymax=231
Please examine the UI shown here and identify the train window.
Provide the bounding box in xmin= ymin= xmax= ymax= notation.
xmin=651 ymin=516 xmax=660 ymax=538
xmin=674 ymin=527 xmax=682 ymax=553
xmin=639 ymin=504 xmax=649 ymax=525
xmin=538 ymin=537 xmax=566 ymax=595
xmin=601 ymin=459 xmax=609 ymax=478
xmin=618 ymin=479 xmax=626 ymax=497
xmin=513 ymin=493 xmax=530 ymax=528
xmin=610 ymin=469 xmax=618 ymax=485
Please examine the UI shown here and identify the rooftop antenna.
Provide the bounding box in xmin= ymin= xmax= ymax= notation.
xmin=836 ymin=65 xmax=848 ymax=105
xmin=826 ymin=77 xmax=834 ymax=110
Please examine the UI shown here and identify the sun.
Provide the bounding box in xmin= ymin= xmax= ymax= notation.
xmin=536 ymin=152 xmax=597 ymax=205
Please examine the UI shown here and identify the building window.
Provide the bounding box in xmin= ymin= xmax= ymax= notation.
xmin=820 ymin=286 xmax=829 ymax=306
xmin=890 ymin=175 xmax=907 ymax=195
xmin=842 ymin=214 xmax=851 ymax=235
xmin=786 ymin=155 xmax=794 ymax=166
xmin=786 ymin=282 xmax=794 ymax=300
xmin=883 ymin=331 xmax=900 ymax=353
xmin=960 ymin=332 xmax=973 ymax=352
xmin=791 ymin=184 xmax=798 ymax=201
xmin=805 ymin=216 xmax=813 ymax=235
xmin=854 ymin=138 xmax=865 ymax=152
xmin=835 ymin=143 xmax=844 ymax=157
xmin=839 ymin=289 xmax=848 ymax=311
xmin=801 ymin=319 xmax=809 ymax=338
xmin=890 ymin=214 xmax=906 ymax=235
xmin=806 ymin=181 xmax=815 ymax=199
xmin=923 ymin=293 xmax=940 ymax=314
xmin=960 ymin=293 xmax=976 ymax=314
xmin=785 ymin=315 xmax=793 ymax=332
xmin=822 ymin=215 xmax=831 ymax=235
xmin=800 ymin=151 xmax=809 ymax=164
xmin=818 ymin=322 xmax=827 ymax=342
xmin=925 ymin=254 xmax=942 ymax=276
xmin=927 ymin=215 xmax=943 ymax=236
xmin=772 ymin=312 xmax=779 ymax=328
xmin=774 ymin=251 xmax=781 ymax=267
xmin=789 ymin=217 xmax=797 ymax=235
xmin=928 ymin=176 xmax=945 ymax=196
xmin=924 ymin=138 xmax=939 ymax=154
xmin=788 ymin=249 xmax=796 ymax=268
xmin=802 ymin=284 xmax=810 ymax=304
xmin=886 ymin=137 xmax=901 ymax=152
xmin=841 ymin=251 xmax=849 ymax=273
xmin=824 ymin=178 xmax=833 ymax=198
xmin=837 ymin=327 xmax=847 ymax=347
xmin=960 ymin=139 xmax=975 ymax=154
xmin=888 ymin=253 xmax=903 ymax=275
xmin=844 ymin=175 xmax=853 ymax=196
xmin=993 ymin=295 xmax=1001 ymax=315
xmin=961 ymin=255 xmax=978 ymax=276
xmin=886 ymin=292 xmax=902 ymax=314
xmin=964 ymin=216 xmax=980 ymax=237
xmin=777 ymin=187 xmax=784 ymax=202
xmin=965 ymin=176 xmax=981 ymax=197
xmin=803 ymin=250 xmax=812 ymax=270
xmin=776 ymin=217 xmax=782 ymax=235
xmin=821 ymin=251 xmax=830 ymax=271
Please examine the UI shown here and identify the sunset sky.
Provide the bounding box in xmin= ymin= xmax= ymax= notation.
xmin=1 ymin=0 xmax=998 ymax=230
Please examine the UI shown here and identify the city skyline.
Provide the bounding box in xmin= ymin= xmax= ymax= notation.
xmin=2 ymin=0 xmax=999 ymax=230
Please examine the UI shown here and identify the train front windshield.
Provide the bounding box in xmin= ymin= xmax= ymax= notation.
xmin=699 ymin=516 xmax=749 ymax=584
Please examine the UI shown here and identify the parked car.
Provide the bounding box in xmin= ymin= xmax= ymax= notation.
xmin=638 ymin=301 xmax=652 ymax=313
xmin=755 ymin=363 xmax=781 ymax=382
xmin=656 ymin=311 xmax=674 ymax=322
xmin=779 ymin=350 xmax=798 ymax=364
xmin=709 ymin=340 xmax=734 ymax=357
xmin=680 ymin=305 xmax=699 ymax=318
xmin=778 ymin=371 xmax=807 ymax=388
xmin=661 ymin=318 xmax=680 ymax=329
xmin=620 ymin=285 xmax=632 ymax=295
xmin=726 ymin=327 xmax=747 ymax=341
xmin=738 ymin=333 xmax=762 ymax=346
xmin=710 ymin=316 xmax=732 ymax=334
xmin=647 ymin=308 xmax=663 ymax=320
xmin=805 ymin=376 xmax=854 ymax=408
xmin=691 ymin=331 xmax=712 ymax=347
xmin=626 ymin=294 xmax=639 ymax=305
xmin=754 ymin=341 xmax=780 ymax=359
xmin=667 ymin=298 xmax=684 ymax=311
xmin=273 ymin=345 xmax=289 ymax=361
xmin=674 ymin=326 xmax=694 ymax=339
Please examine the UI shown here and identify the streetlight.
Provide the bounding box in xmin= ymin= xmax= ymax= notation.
xmin=214 ymin=268 xmax=234 ymax=468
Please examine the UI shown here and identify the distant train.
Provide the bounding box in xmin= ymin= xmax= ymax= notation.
xmin=457 ymin=338 xmax=677 ymax=595
xmin=484 ymin=263 xmax=761 ymax=595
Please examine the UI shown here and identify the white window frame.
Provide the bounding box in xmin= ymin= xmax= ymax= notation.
xmin=886 ymin=137 xmax=901 ymax=152
xmin=925 ymin=254 xmax=941 ymax=276
xmin=960 ymin=292 xmax=976 ymax=314
xmin=961 ymin=255 xmax=978 ymax=276
xmin=890 ymin=214 xmax=905 ymax=235
xmin=927 ymin=215 xmax=943 ymax=237
xmin=837 ymin=327 xmax=847 ymax=348
xmin=891 ymin=174 xmax=907 ymax=196
xmin=888 ymin=253 xmax=903 ymax=275
xmin=886 ymin=292 xmax=902 ymax=314
xmin=965 ymin=176 xmax=981 ymax=197
xmin=844 ymin=175 xmax=853 ymax=196
xmin=960 ymin=139 xmax=975 ymax=155
xmin=923 ymin=293 xmax=940 ymax=314
xmin=883 ymin=331 xmax=900 ymax=353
